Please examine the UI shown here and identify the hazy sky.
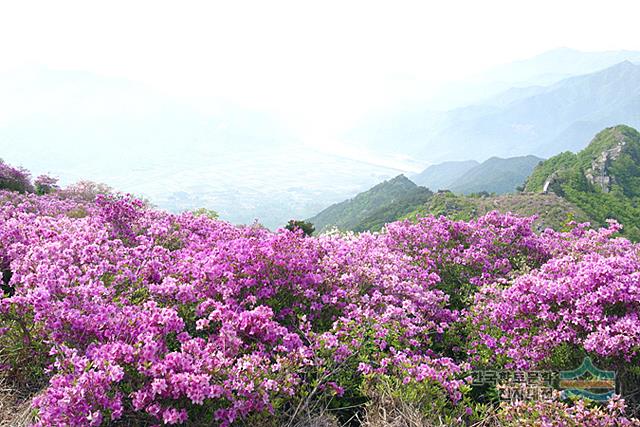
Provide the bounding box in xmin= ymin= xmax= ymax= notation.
xmin=2 ymin=0 xmax=640 ymax=139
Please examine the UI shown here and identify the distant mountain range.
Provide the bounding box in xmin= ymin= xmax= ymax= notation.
xmin=310 ymin=126 xmax=640 ymax=239
xmin=424 ymin=47 xmax=640 ymax=110
xmin=308 ymin=154 xmax=542 ymax=233
xmin=476 ymin=47 xmax=640 ymax=91
xmin=413 ymin=155 xmax=543 ymax=195
xmin=412 ymin=160 xmax=479 ymax=190
xmin=347 ymin=55 xmax=640 ymax=163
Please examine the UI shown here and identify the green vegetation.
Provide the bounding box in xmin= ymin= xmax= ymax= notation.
xmin=352 ymin=186 xmax=434 ymax=232
xmin=308 ymin=155 xmax=575 ymax=235
xmin=406 ymin=191 xmax=590 ymax=232
xmin=284 ymin=219 xmax=315 ymax=236
xmin=307 ymin=175 xmax=433 ymax=234
xmin=525 ymin=125 xmax=640 ymax=240
xmin=192 ymin=207 xmax=219 ymax=219
xmin=522 ymin=152 xmax=576 ymax=192
xmin=308 ymin=126 xmax=640 ymax=238
xmin=562 ymin=189 xmax=640 ymax=240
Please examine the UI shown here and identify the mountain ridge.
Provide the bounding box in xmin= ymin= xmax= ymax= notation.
xmin=306 ymin=175 xmax=433 ymax=233
xmin=525 ymin=124 xmax=640 ymax=239
xmin=347 ymin=58 xmax=640 ymax=163
xmin=448 ymin=155 xmax=543 ymax=194
xmin=411 ymin=160 xmax=479 ymax=190
xmin=412 ymin=155 xmax=543 ymax=195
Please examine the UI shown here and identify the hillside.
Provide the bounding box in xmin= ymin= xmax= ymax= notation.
xmin=406 ymin=191 xmax=590 ymax=232
xmin=525 ymin=125 xmax=640 ymax=239
xmin=310 ymin=155 xmax=543 ymax=234
xmin=448 ymin=155 xmax=543 ymax=194
xmin=307 ymin=175 xmax=432 ymax=233
xmin=308 ymin=126 xmax=640 ymax=238
xmin=412 ymin=160 xmax=479 ymax=190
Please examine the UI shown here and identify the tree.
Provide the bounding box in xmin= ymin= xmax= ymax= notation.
xmin=192 ymin=208 xmax=219 ymax=219
xmin=285 ymin=219 xmax=315 ymax=236
xmin=34 ymin=174 xmax=60 ymax=195
xmin=59 ymin=180 xmax=113 ymax=202
xmin=0 ymin=159 xmax=34 ymax=193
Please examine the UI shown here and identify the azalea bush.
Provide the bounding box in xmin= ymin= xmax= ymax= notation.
xmin=34 ymin=175 xmax=60 ymax=195
xmin=495 ymin=394 xmax=640 ymax=427
xmin=469 ymin=225 xmax=640 ymax=417
xmin=0 ymin=191 xmax=470 ymax=426
xmin=0 ymin=159 xmax=34 ymax=193
xmin=1 ymin=164 xmax=640 ymax=426
xmin=473 ymin=231 xmax=640 ymax=366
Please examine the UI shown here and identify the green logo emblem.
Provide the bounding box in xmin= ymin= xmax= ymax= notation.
xmin=559 ymin=357 xmax=616 ymax=401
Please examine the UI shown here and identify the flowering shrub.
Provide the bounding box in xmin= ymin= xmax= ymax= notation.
xmin=58 ymin=180 xmax=113 ymax=202
xmin=496 ymin=394 xmax=640 ymax=427
xmin=472 ymin=221 xmax=640 ymax=368
xmin=0 ymin=191 xmax=471 ymax=426
xmin=0 ymin=159 xmax=34 ymax=193
xmin=1 ymin=180 xmax=640 ymax=426
xmin=34 ymin=174 xmax=60 ymax=195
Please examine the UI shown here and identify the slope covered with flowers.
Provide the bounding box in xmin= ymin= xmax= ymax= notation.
xmin=1 ymin=170 xmax=640 ymax=425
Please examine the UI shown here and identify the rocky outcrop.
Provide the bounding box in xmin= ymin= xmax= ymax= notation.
xmin=542 ymin=171 xmax=560 ymax=194
xmin=584 ymin=130 xmax=626 ymax=192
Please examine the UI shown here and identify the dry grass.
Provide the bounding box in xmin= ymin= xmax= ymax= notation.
xmin=362 ymin=387 xmax=438 ymax=427
xmin=287 ymin=413 xmax=341 ymax=427
xmin=361 ymin=382 xmax=504 ymax=427
xmin=0 ymin=380 xmax=37 ymax=427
